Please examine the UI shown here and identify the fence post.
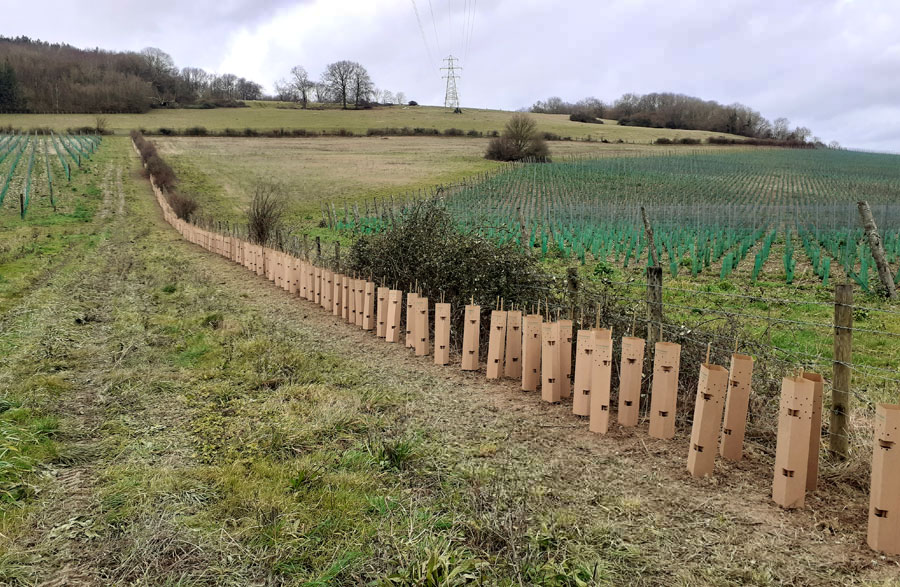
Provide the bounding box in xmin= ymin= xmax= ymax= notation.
xmin=831 ymin=284 xmax=852 ymax=459
xmin=335 ymin=241 xmax=340 ymax=270
xmin=858 ymin=201 xmax=897 ymax=299
xmin=647 ymin=266 xmax=663 ymax=349
xmin=567 ymin=267 xmax=579 ymax=320
xmin=315 ymin=236 xmax=321 ymax=261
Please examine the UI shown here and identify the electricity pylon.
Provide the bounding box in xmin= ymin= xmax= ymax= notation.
xmin=441 ymin=55 xmax=462 ymax=112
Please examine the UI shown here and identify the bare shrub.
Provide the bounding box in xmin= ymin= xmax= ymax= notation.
xmin=485 ymin=137 xmax=521 ymax=161
xmin=167 ymin=192 xmax=199 ymax=221
xmin=247 ymin=181 xmax=287 ymax=245
xmin=94 ymin=115 xmax=109 ymax=134
xmin=349 ymin=200 xmax=553 ymax=343
xmin=484 ymin=114 xmax=550 ymax=162
xmin=145 ymin=155 xmax=177 ymax=192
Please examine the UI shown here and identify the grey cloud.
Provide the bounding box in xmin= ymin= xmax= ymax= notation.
xmin=4 ymin=0 xmax=899 ymax=150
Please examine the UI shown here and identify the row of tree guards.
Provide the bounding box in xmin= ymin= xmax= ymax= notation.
xmin=140 ymin=156 xmax=900 ymax=557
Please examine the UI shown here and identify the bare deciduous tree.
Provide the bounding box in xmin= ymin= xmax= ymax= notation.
xmin=289 ymin=65 xmax=314 ymax=108
xmin=274 ymin=78 xmax=297 ymax=102
xmin=772 ymin=117 xmax=791 ymax=140
xmin=313 ymin=82 xmax=328 ymax=103
xmin=352 ymin=67 xmax=373 ymax=107
xmin=395 ymin=91 xmax=406 ymax=105
xmin=321 ymin=60 xmax=372 ymax=109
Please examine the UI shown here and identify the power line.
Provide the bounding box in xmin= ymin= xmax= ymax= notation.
xmin=464 ymin=0 xmax=477 ymax=65
xmin=447 ymin=0 xmax=452 ymax=51
xmin=427 ymin=0 xmax=442 ymax=56
xmin=410 ymin=0 xmax=436 ymax=66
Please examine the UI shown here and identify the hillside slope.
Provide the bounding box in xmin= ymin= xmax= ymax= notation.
xmin=0 ymin=104 xmax=748 ymax=142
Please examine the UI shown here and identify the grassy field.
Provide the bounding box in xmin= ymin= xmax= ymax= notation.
xmin=0 ymin=136 xmax=896 ymax=584
xmin=155 ymin=136 xmax=499 ymax=226
xmin=154 ymin=135 xmax=745 ymax=229
xmin=0 ymin=103 xmax=747 ymax=143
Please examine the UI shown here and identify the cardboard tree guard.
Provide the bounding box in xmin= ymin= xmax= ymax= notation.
xmin=342 ymin=277 xmax=351 ymax=321
xmin=355 ymin=279 xmax=365 ymax=328
xmin=434 ymin=302 xmax=451 ymax=365
xmin=589 ymin=329 xmax=613 ymax=434
xmin=349 ymin=279 xmax=357 ymax=324
xmin=687 ymin=363 xmax=729 ymax=478
xmin=720 ymin=353 xmax=754 ymax=462
xmin=868 ymin=403 xmax=900 ymax=555
xmin=323 ymin=270 xmax=333 ymax=310
xmin=300 ymin=261 xmax=309 ymax=299
xmin=313 ymin=267 xmax=322 ymax=305
xmin=649 ymin=341 xmax=682 ymax=440
xmin=386 ymin=290 xmax=403 ymax=343
xmin=256 ymin=245 xmax=266 ymax=277
xmin=486 ymin=310 xmax=508 ymax=380
xmin=572 ymin=329 xmax=595 ymax=417
xmin=413 ymin=296 xmax=429 ymax=355
xmin=558 ymin=319 xmax=573 ymax=399
xmin=504 ymin=311 xmax=523 ymax=379
xmin=618 ymin=337 xmax=645 ymax=427
xmin=275 ymin=253 xmax=284 ymax=290
xmin=541 ymin=322 xmax=561 ymax=403
xmin=288 ymin=257 xmax=298 ymax=295
xmin=461 ymin=305 xmax=480 ymax=371
xmin=376 ymin=286 xmax=389 ymax=337
xmin=405 ymin=293 xmax=418 ymax=348
xmin=521 ymin=314 xmax=542 ymax=391
xmin=802 ymin=371 xmax=824 ymax=492
xmin=771 ymin=375 xmax=815 ymax=507
xmin=333 ymin=274 xmax=343 ymax=316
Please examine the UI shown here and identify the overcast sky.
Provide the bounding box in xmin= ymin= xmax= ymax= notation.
xmin=5 ymin=0 xmax=900 ymax=151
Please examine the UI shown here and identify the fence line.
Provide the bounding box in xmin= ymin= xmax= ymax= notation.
xmin=135 ymin=135 xmax=900 ymax=557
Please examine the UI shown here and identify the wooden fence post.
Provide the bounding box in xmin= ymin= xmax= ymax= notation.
xmin=646 ymin=266 xmax=663 ymax=350
xmin=831 ymin=284 xmax=852 ymax=459
xmin=858 ymin=201 xmax=898 ymax=299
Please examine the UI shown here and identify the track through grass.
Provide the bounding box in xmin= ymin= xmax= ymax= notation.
xmin=0 ymin=137 xmax=896 ymax=585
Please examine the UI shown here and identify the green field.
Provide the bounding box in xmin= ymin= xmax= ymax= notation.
xmin=0 ymin=131 xmax=98 ymax=220
xmin=344 ymin=148 xmax=900 ymax=290
xmin=340 ymin=147 xmax=900 ymax=401
xmin=0 ymin=103 xmax=747 ymax=143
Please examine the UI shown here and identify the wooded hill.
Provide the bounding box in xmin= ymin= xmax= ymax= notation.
xmin=0 ymin=36 xmax=263 ymax=113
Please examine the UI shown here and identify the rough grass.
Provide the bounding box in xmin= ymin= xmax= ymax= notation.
xmin=153 ymin=136 xmax=499 ymax=226
xmin=152 ymin=136 xmax=736 ymax=234
xmin=0 ymin=137 xmax=654 ymax=585
xmin=0 ymin=136 xmax=896 ymax=585
xmin=0 ymin=104 xmax=747 ymax=143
